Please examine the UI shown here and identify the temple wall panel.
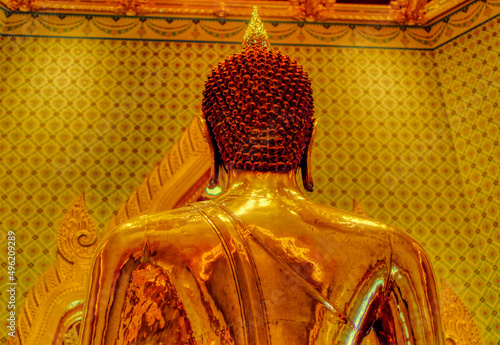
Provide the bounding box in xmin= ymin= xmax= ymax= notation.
xmin=0 ymin=10 xmax=499 ymax=344
xmin=434 ymin=18 xmax=500 ymax=341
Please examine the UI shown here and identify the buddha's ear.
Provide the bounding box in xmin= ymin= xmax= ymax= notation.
xmin=299 ymin=119 xmax=317 ymax=192
xmin=197 ymin=114 xmax=223 ymax=188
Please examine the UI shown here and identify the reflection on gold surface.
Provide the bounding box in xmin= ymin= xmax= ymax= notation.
xmin=2 ymin=8 xmax=491 ymax=342
xmin=80 ymin=171 xmax=445 ymax=344
xmin=117 ymin=263 xmax=196 ymax=345
xmin=199 ymin=243 xmax=225 ymax=281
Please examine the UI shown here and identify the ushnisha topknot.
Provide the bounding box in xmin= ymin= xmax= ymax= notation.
xmin=242 ymin=6 xmax=270 ymax=49
xmin=201 ymin=7 xmax=314 ymax=172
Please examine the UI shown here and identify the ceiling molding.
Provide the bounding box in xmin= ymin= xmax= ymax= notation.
xmin=1 ymin=0 xmax=498 ymax=49
xmin=0 ymin=0 xmax=481 ymax=25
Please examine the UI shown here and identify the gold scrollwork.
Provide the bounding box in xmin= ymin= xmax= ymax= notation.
xmin=111 ymin=0 xmax=149 ymax=16
xmin=441 ymin=280 xmax=482 ymax=345
xmin=57 ymin=193 xmax=98 ymax=264
xmin=0 ymin=0 xmax=37 ymax=12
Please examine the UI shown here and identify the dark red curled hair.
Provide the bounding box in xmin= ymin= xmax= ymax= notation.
xmin=202 ymin=46 xmax=314 ymax=172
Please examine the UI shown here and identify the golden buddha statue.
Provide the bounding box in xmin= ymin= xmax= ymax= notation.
xmin=80 ymin=8 xmax=444 ymax=345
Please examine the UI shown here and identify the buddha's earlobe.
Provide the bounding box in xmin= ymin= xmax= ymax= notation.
xmin=300 ymin=119 xmax=317 ymax=192
xmin=197 ymin=114 xmax=221 ymax=188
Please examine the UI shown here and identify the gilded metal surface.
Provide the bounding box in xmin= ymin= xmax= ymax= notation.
xmin=80 ymin=170 xmax=445 ymax=344
xmin=300 ymin=119 xmax=317 ymax=193
xmin=51 ymin=303 xmax=85 ymax=345
xmin=117 ymin=263 xmax=196 ymax=345
xmin=13 ymin=113 xmax=482 ymax=345
xmin=243 ymin=6 xmax=270 ymax=49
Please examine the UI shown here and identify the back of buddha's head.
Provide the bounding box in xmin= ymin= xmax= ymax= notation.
xmin=201 ymin=8 xmax=314 ymax=172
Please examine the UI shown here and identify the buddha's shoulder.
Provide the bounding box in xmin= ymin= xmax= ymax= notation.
xmin=106 ymin=204 xmax=215 ymax=237
xmin=299 ymin=199 xmax=408 ymax=241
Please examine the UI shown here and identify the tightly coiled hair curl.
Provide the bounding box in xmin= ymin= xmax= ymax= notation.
xmin=202 ymin=46 xmax=314 ymax=172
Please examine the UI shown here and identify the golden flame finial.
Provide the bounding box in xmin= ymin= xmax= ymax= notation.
xmin=243 ymin=6 xmax=270 ymax=49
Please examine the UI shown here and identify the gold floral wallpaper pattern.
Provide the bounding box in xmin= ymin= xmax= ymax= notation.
xmin=0 ymin=6 xmax=499 ymax=345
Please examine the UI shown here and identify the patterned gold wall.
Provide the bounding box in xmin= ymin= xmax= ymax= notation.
xmin=433 ymin=20 xmax=500 ymax=342
xmin=0 ymin=10 xmax=499 ymax=345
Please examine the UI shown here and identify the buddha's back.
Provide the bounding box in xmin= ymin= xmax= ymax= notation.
xmin=82 ymin=191 xmax=440 ymax=345
xmin=186 ymin=195 xmax=393 ymax=345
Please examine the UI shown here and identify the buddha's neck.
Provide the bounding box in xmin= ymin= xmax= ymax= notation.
xmin=219 ymin=169 xmax=307 ymax=200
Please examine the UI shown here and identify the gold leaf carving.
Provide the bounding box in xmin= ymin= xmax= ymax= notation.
xmin=112 ymin=0 xmax=149 ymax=16
xmin=57 ymin=193 xmax=98 ymax=264
xmin=148 ymin=166 xmax=163 ymax=200
xmin=441 ymin=280 xmax=482 ymax=345
xmin=126 ymin=191 xmax=141 ymax=220
xmin=0 ymin=0 xmax=37 ymax=12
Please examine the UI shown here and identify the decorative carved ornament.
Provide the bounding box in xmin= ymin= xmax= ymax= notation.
xmin=441 ymin=280 xmax=483 ymax=345
xmin=0 ymin=0 xmax=476 ymax=25
xmin=7 ymin=193 xmax=98 ymax=345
